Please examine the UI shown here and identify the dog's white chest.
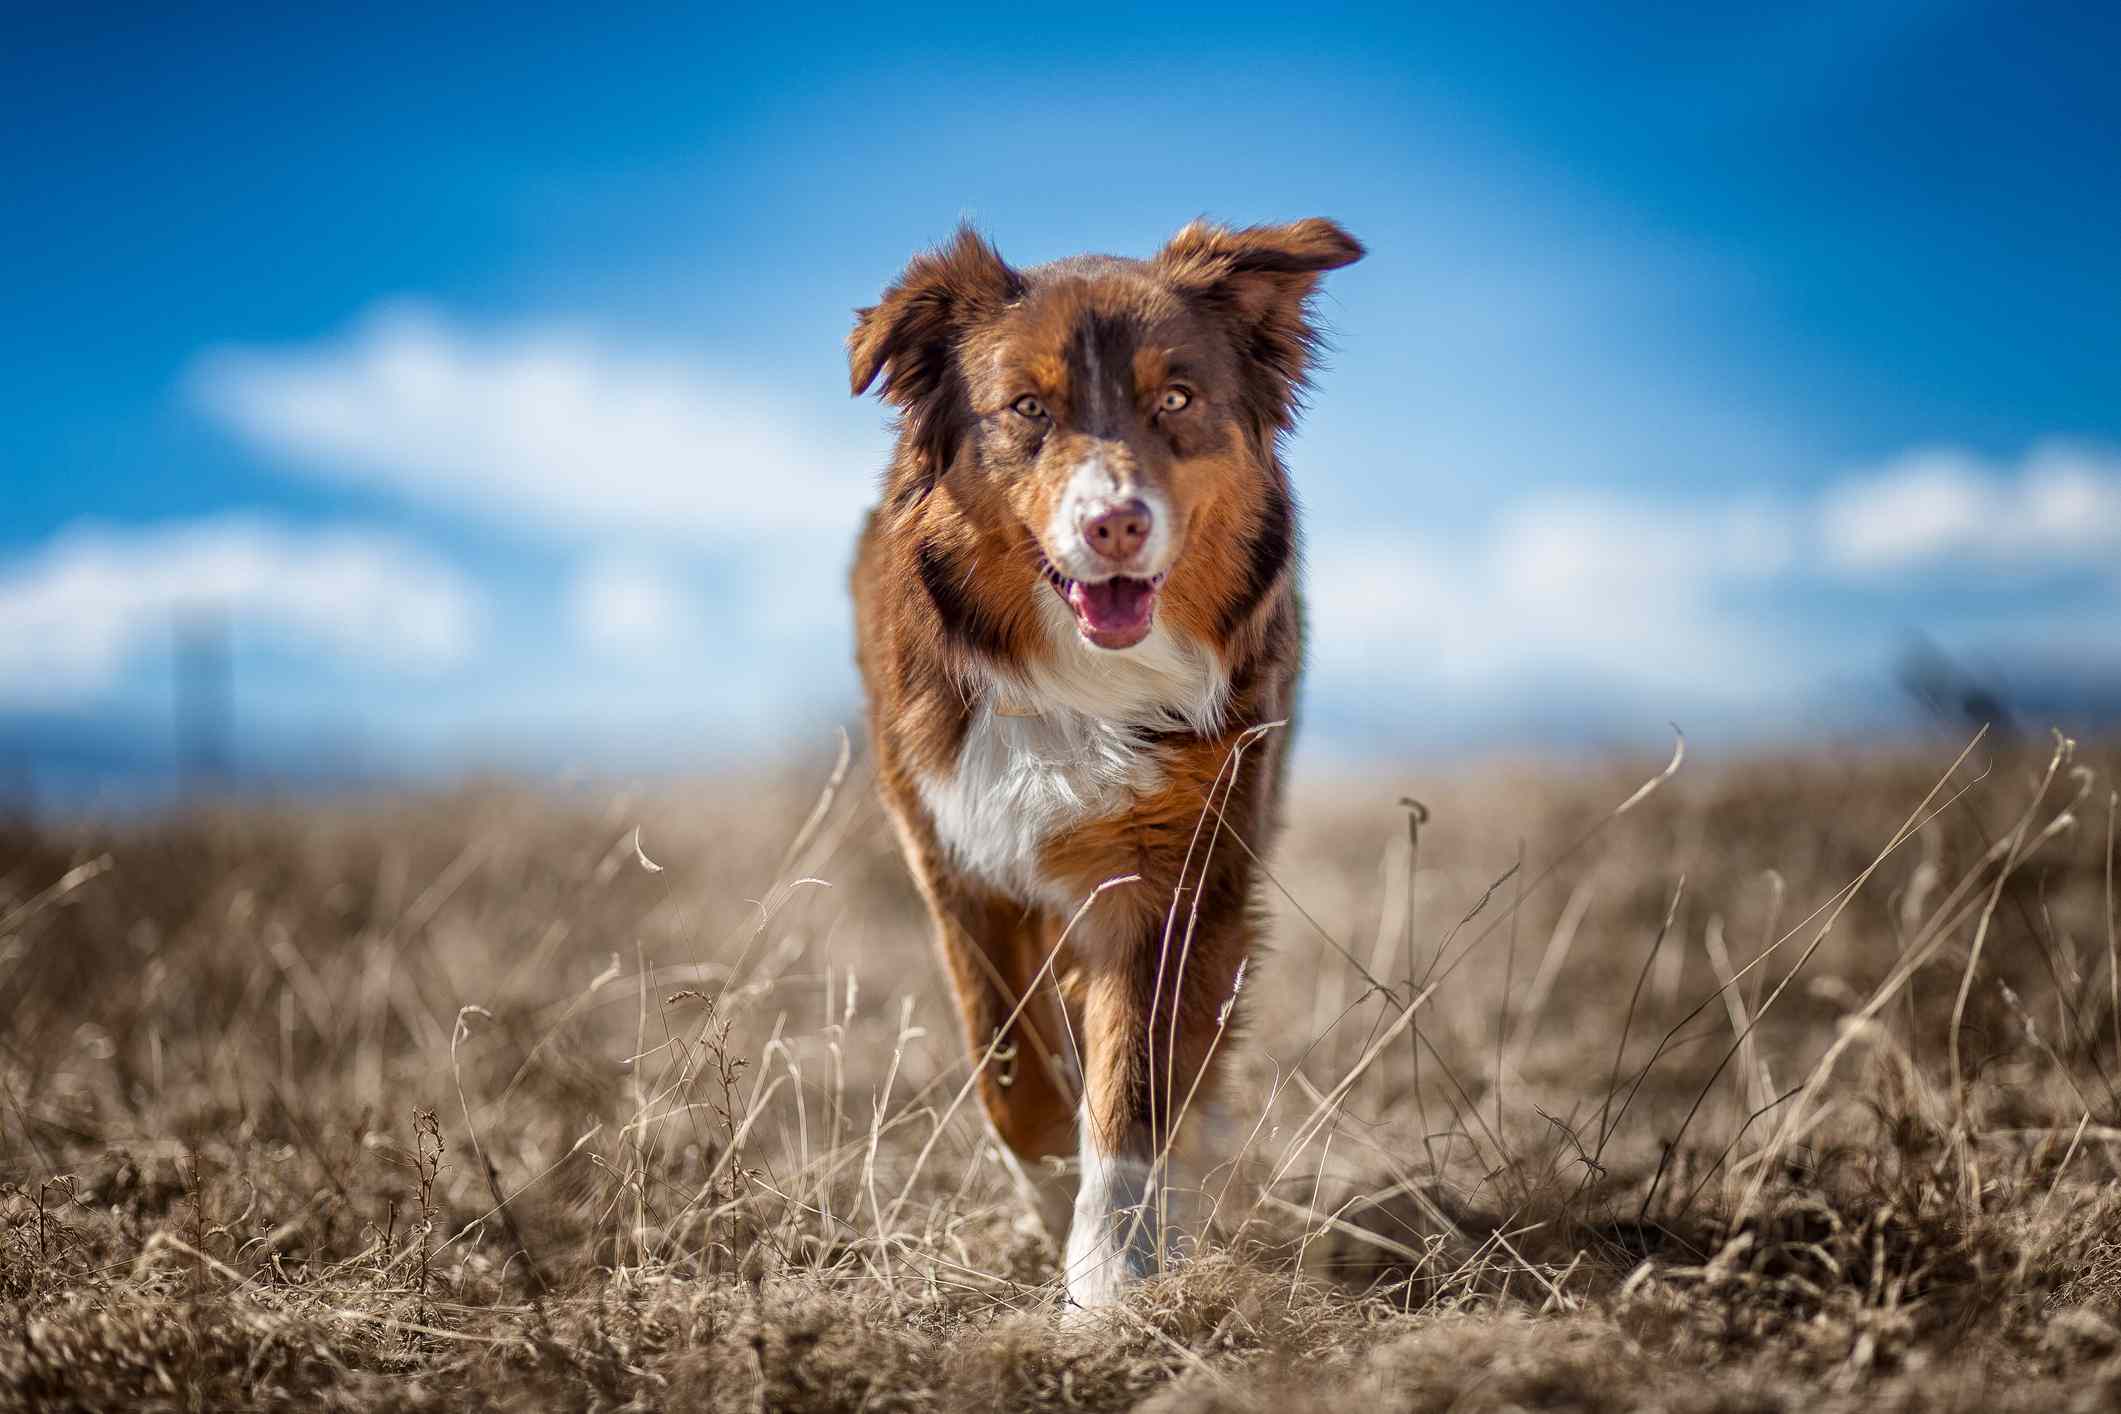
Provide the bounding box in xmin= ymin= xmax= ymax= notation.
xmin=917 ymin=611 xmax=1228 ymax=908
xmin=918 ymin=704 xmax=1158 ymax=909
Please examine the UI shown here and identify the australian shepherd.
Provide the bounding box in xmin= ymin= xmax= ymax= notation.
xmin=847 ymin=218 xmax=1363 ymax=1307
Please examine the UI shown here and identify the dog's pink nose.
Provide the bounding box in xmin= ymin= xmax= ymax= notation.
xmin=1082 ymin=499 xmax=1153 ymax=563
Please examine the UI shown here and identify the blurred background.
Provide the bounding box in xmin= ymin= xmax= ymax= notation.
xmin=6 ymin=3 xmax=2118 ymax=811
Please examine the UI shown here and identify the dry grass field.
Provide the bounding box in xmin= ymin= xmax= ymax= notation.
xmin=6 ymin=728 xmax=2121 ymax=1411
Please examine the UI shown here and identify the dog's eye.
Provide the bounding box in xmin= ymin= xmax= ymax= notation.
xmin=1011 ymin=395 xmax=1047 ymax=420
xmin=1159 ymin=387 xmax=1192 ymax=413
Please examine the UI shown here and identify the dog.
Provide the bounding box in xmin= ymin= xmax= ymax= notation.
xmin=846 ymin=218 xmax=1363 ymax=1307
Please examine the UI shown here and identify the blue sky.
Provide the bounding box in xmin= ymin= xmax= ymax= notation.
xmin=5 ymin=3 xmax=2119 ymax=793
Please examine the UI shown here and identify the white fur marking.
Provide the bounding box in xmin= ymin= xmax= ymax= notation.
xmin=1024 ymin=591 xmax=1226 ymax=735
xmin=917 ymin=695 xmax=1162 ymax=910
xmin=1064 ymin=1108 xmax=1162 ymax=1307
xmin=1045 ymin=455 xmax=1175 ymax=583
xmin=916 ymin=600 xmax=1226 ymax=909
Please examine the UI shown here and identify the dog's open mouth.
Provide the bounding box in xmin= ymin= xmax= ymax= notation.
xmin=1042 ymin=566 xmax=1166 ymax=650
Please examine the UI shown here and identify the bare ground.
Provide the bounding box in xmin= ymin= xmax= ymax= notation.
xmin=5 ymin=729 xmax=2121 ymax=1411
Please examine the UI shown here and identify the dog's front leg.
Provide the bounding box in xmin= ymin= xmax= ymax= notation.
xmin=1063 ymin=911 xmax=1249 ymax=1309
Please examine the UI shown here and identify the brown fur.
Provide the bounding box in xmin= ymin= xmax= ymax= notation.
xmin=847 ymin=219 xmax=1362 ymax=1256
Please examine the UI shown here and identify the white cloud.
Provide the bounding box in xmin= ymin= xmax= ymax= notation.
xmin=565 ymin=558 xmax=695 ymax=657
xmin=1491 ymin=494 xmax=1796 ymax=594
xmin=187 ymin=302 xmax=871 ymax=543
xmin=1309 ymin=443 xmax=2121 ymax=718
xmin=1819 ymin=442 xmax=2121 ymax=573
xmin=1308 ymin=495 xmax=1803 ymax=705
xmin=0 ymin=518 xmax=478 ymax=705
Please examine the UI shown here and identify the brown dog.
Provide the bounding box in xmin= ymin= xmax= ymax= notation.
xmin=846 ymin=218 xmax=1362 ymax=1306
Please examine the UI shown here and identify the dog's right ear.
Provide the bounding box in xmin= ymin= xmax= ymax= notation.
xmin=848 ymin=226 xmax=1022 ymax=485
xmin=848 ymin=225 xmax=1020 ymax=399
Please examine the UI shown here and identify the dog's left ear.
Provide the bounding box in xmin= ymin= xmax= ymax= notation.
xmin=849 ymin=225 xmax=1023 ymax=490
xmin=1155 ymin=218 xmax=1364 ymax=433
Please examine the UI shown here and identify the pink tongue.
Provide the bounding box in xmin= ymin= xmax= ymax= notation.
xmin=1068 ymin=576 xmax=1156 ymax=632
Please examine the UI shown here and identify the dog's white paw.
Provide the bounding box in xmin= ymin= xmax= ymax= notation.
xmin=1062 ymin=1152 xmax=1164 ymax=1309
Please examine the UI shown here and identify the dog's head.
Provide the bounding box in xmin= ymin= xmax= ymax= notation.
xmin=851 ymin=219 xmax=1362 ymax=652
